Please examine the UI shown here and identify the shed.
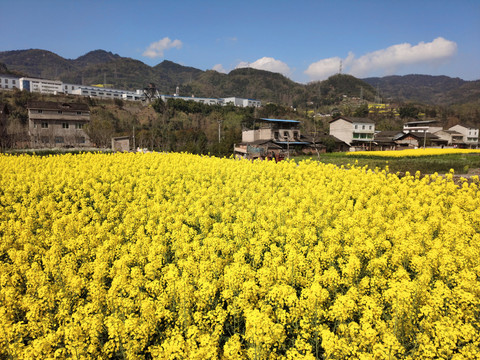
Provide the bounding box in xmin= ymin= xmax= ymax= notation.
xmin=112 ymin=136 xmax=130 ymax=152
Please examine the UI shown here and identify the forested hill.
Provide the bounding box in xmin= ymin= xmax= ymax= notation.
xmin=363 ymin=75 xmax=480 ymax=105
xmin=0 ymin=49 xmax=479 ymax=106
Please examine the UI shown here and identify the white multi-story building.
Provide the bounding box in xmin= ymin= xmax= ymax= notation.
xmin=0 ymin=75 xmax=20 ymax=90
xmin=1 ymin=75 xmax=260 ymax=106
xmin=160 ymin=94 xmax=223 ymax=106
xmin=403 ymin=120 xmax=442 ymax=134
xmin=223 ymin=97 xmax=261 ymax=107
xmin=70 ymin=85 xmax=144 ymax=101
xmin=329 ymin=116 xmax=375 ymax=147
xmin=19 ymin=77 xmax=63 ymax=94
xmin=449 ymin=124 xmax=479 ymax=147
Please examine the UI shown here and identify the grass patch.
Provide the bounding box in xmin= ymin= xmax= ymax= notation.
xmin=294 ymin=153 xmax=480 ymax=174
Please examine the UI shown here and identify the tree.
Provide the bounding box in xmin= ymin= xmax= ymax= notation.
xmin=353 ymin=103 xmax=369 ymax=117
xmin=398 ymin=104 xmax=419 ymax=119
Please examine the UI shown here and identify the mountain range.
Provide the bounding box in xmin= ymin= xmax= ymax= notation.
xmin=1 ymin=49 xmax=479 ymax=106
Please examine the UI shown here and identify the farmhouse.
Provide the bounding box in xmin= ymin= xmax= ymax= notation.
xmin=234 ymin=118 xmax=313 ymax=159
xmin=448 ymin=124 xmax=479 ymax=147
xmin=27 ymin=101 xmax=91 ymax=148
xmin=329 ymin=116 xmax=375 ymax=148
xmin=403 ymin=120 xmax=442 ymax=134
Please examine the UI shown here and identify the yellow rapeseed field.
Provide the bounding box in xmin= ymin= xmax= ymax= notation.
xmin=1 ymin=152 xmax=479 ymax=359
xmin=349 ymin=148 xmax=480 ymax=157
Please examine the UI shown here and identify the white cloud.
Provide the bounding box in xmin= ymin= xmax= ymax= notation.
xmin=304 ymin=56 xmax=343 ymax=81
xmin=305 ymin=37 xmax=457 ymax=81
xmin=212 ymin=64 xmax=227 ymax=73
xmin=143 ymin=37 xmax=183 ymax=58
xmin=236 ymin=57 xmax=291 ymax=77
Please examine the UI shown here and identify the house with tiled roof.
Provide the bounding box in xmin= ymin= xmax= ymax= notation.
xmin=329 ymin=116 xmax=375 ymax=148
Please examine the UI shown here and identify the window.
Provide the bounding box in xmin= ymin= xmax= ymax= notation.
xmin=58 ymin=111 xmax=63 ymax=114
xmin=355 ymin=125 xmax=358 ymax=129
xmin=77 ymin=111 xmax=82 ymax=115
xmin=369 ymin=125 xmax=372 ymax=130
xmin=284 ymin=131 xmax=289 ymax=138
xmin=274 ymin=132 xmax=279 ymax=140
xmin=62 ymin=123 xmax=69 ymax=129
xmin=41 ymin=136 xmax=49 ymax=144
xmin=5 ymin=79 xmax=8 ymax=84
xmin=55 ymin=136 xmax=64 ymax=144
xmin=41 ymin=122 xmax=48 ymax=129
xmin=75 ymin=123 xmax=84 ymax=129
xmin=76 ymin=137 xmax=86 ymax=144
xmin=38 ymin=110 xmax=43 ymax=114
xmin=362 ymin=125 xmax=365 ymax=130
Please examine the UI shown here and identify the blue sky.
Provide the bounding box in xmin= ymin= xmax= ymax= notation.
xmin=1 ymin=0 xmax=479 ymax=83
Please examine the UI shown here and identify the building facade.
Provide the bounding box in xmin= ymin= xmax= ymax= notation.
xmin=448 ymin=125 xmax=479 ymax=147
xmin=27 ymin=101 xmax=91 ymax=148
xmin=234 ymin=118 xmax=311 ymax=159
xmin=329 ymin=116 xmax=375 ymax=147
xmin=403 ymin=120 xmax=442 ymax=134
xmin=223 ymin=97 xmax=261 ymax=108
xmin=0 ymin=75 xmax=20 ymax=90
xmin=19 ymin=77 xmax=63 ymax=94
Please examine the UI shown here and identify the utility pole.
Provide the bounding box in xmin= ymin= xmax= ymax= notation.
xmin=133 ymin=125 xmax=136 ymax=151
xmin=217 ymin=119 xmax=222 ymax=143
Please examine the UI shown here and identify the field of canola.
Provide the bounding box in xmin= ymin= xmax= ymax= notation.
xmin=1 ymin=152 xmax=479 ymax=360
xmin=349 ymin=148 xmax=480 ymax=157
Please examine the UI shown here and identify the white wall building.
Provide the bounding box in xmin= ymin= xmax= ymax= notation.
xmin=0 ymin=75 xmax=20 ymax=90
xmin=19 ymin=77 xmax=63 ymax=94
xmin=223 ymin=97 xmax=261 ymax=107
xmin=449 ymin=124 xmax=479 ymax=147
xmin=160 ymin=94 xmax=223 ymax=106
xmin=2 ymin=75 xmax=260 ymax=106
xmin=329 ymin=116 xmax=375 ymax=146
xmin=403 ymin=120 xmax=442 ymax=134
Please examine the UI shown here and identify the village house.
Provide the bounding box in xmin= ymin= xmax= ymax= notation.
xmin=433 ymin=129 xmax=464 ymax=146
xmin=234 ymin=118 xmax=314 ymax=160
xmin=372 ymin=131 xmax=405 ymax=151
xmin=403 ymin=120 xmax=442 ymax=134
xmin=395 ymin=131 xmax=443 ymax=148
xmin=329 ymin=116 xmax=375 ymax=149
xmin=27 ymin=101 xmax=91 ymax=148
xmin=448 ymin=124 xmax=479 ymax=148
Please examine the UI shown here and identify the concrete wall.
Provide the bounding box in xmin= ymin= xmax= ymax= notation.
xmin=330 ymin=119 xmax=353 ymax=145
